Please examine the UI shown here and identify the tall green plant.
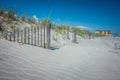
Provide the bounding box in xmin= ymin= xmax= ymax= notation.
xmin=0 ymin=8 xmax=4 ymax=16
xmin=21 ymin=15 xmax=26 ymax=21
xmin=7 ymin=10 xmax=17 ymax=20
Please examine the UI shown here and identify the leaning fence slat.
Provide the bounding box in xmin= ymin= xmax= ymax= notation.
xmin=47 ymin=24 xmax=51 ymax=49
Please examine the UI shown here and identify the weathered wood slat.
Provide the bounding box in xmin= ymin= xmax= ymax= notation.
xmin=34 ymin=27 xmax=36 ymax=46
xmin=41 ymin=25 xmax=42 ymax=47
xmin=28 ymin=28 xmax=30 ymax=44
xmin=44 ymin=25 xmax=45 ymax=48
xmin=24 ymin=27 xmax=27 ymax=44
xmin=9 ymin=32 xmax=12 ymax=41
xmin=17 ymin=29 xmax=19 ymax=42
xmin=21 ymin=30 xmax=23 ymax=43
xmin=38 ymin=26 xmax=39 ymax=46
xmin=13 ymin=29 xmax=16 ymax=42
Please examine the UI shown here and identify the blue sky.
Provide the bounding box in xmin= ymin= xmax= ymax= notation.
xmin=0 ymin=0 xmax=120 ymax=34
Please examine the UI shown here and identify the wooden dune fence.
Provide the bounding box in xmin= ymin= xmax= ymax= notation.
xmin=5 ymin=24 xmax=51 ymax=49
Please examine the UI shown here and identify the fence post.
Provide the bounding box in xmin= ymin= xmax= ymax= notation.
xmin=89 ymin=33 xmax=91 ymax=39
xmin=67 ymin=27 xmax=70 ymax=39
xmin=47 ymin=23 xmax=51 ymax=49
xmin=72 ymin=30 xmax=77 ymax=43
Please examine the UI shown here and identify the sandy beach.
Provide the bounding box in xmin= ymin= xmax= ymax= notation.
xmin=0 ymin=37 xmax=120 ymax=80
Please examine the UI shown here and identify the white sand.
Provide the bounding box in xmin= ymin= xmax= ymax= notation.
xmin=0 ymin=37 xmax=120 ymax=80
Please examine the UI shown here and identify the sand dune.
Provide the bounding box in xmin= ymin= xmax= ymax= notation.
xmin=0 ymin=37 xmax=120 ymax=80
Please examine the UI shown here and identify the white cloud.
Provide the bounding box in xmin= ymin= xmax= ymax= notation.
xmin=76 ymin=26 xmax=93 ymax=31
xmin=33 ymin=15 xmax=38 ymax=22
xmin=76 ymin=26 xmax=88 ymax=29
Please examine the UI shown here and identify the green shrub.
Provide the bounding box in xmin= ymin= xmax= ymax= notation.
xmin=21 ymin=15 xmax=26 ymax=21
xmin=0 ymin=8 xmax=4 ymax=16
xmin=7 ymin=10 xmax=17 ymax=20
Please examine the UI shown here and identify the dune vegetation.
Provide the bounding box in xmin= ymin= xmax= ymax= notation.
xmin=0 ymin=7 xmax=92 ymax=38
